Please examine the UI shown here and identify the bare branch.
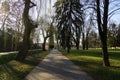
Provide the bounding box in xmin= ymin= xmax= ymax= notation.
xmin=30 ymin=1 xmax=36 ymax=8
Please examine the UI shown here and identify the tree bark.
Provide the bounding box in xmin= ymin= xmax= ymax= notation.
xmin=96 ymin=0 xmax=110 ymax=66
xmin=42 ymin=37 xmax=47 ymax=51
xmin=16 ymin=0 xmax=37 ymax=61
xmin=86 ymin=37 xmax=89 ymax=50
xmin=76 ymin=42 xmax=79 ymax=50
xmin=82 ymin=32 xmax=85 ymax=50
xmin=101 ymin=36 xmax=110 ymax=66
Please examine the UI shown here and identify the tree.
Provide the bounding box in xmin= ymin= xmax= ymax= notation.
xmin=16 ymin=0 xmax=37 ymax=61
xmin=88 ymin=30 xmax=101 ymax=48
xmin=0 ymin=1 xmax=10 ymax=51
xmin=82 ymin=13 xmax=96 ymax=50
xmin=54 ymin=0 xmax=83 ymax=52
xmin=82 ymin=18 xmax=93 ymax=50
xmin=116 ymin=25 xmax=120 ymax=47
xmin=0 ymin=0 xmax=24 ymax=51
xmin=38 ymin=16 xmax=53 ymax=51
xmin=96 ymin=0 xmax=110 ymax=66
xmin=48 ymin=20 xmax=55 ymax=49
xmin=83 ymin=0 xmax=120 ymax=66
xmin=73 ymin=19 xmax=83 ymax=50
xmin=82 ymin=27 xmax=91 ymax=50
xmin=108 ymin=22 xmax=118 ymax=48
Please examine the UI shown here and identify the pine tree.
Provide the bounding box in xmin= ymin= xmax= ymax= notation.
xmin=54 ymin=0 xmax=83 ymax=52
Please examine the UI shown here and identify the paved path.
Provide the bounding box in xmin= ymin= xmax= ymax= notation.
xmin=25 ymin=49 xmax=93 ymax=80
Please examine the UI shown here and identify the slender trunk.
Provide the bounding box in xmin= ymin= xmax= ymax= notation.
xmin=67 ymin=47 xmax=70 ymax=53
xmin=11 ymin=36 xmax=14 ymax=51
xmin=1 ymin=14 xmax=9 ymax=51
xmin=76 ymin=32 xmax=80 ymax=50
xmin=86 ymin=37 xmax=89 ymax=50
xmin=76 ymin=41 xmax=79 ymax=50
xmin=42 ymin=37 xmax=47 ymax=51
xmin=67 ymin=37 xmax=71 ymax=53
xmin=4 ymin=32 xmax=7 ymax=51
xmin=96 ymin=0 xmax=110 ymax=66
xmin=101 ymin=36 xmax=110 ymax=66
xmin=82 ymin=33 xmax=85 ymax=50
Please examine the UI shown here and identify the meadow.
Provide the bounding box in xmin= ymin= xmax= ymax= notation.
xmin=0 ymin=50 xmax=48 ymax=80
xmin=62 ymin=48 xmax=120 ymax=80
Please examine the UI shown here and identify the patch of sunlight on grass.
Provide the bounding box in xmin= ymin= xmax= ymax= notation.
xmin=0 ymin=65 xmax=19 ymax=80
xmin=110 ymin=59 xmax=120 ymax=67
xmin=9 ymin=60 xmax=33 ymax=72
xmin=71 ymin=55 xmax=102 ymax=61
xmin=61 ymin=49 xmax=120 ymax=80
xmin=0 ymin=51 xmax=49 ymax=80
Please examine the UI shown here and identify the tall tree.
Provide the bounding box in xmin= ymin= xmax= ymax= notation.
xmin=0 ymin=1 xmax=10 ymax=51
xmin=48 ymin=20 xmax=55 ymax=49
xmin=16 ymin=0 xmax=37 ymax=61
xmin=96 ymin=0 xmax=110 ymax=66
xmin=54 ymin=0 xmax=83 ymax=52
xmin=38 ymin=16 xmax=53 ymax=51
xmin=83 ymin=0 xmax=120 ymax=66
xmin=82 ymin=0 xmax=120 ymax=66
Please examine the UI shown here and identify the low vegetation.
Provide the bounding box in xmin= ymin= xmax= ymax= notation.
xmin=0 ymin=50 xmax=48 ymax=80
xmin=62 ymin=49 xmax=120 ymax=80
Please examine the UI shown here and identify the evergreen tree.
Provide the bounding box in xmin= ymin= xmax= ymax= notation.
xmin=54 ymin=0 xmax=83 ymax=52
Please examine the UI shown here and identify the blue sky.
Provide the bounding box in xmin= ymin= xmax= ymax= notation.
xmin=0 ymin=0 xmax=120 ymax=25
xmin=109 ymin=0 xmax=120 ymax=24
xmin=38 ymin=0 xmax=120 ymax=24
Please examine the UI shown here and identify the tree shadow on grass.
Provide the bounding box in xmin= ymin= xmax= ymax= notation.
xmin=21 ymin=55 xmax=41 ymax=66
xmin=70 ymin=60 xmax=120 ymax=80
xmin=109 ymin=51 xmax=120 ymax=60
xmin=2 ymin=63 xmax=30 ymax=80
xmin=110 ymin=66 xmax=120 ymax=68
xmin=3 ymin=62 xmax=32 ymax=80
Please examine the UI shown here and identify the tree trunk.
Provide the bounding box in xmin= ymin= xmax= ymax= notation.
xmin=101 ymin=36 xmax=110 ymax=66
xmin=16 ymin=0 xmax=37 ymax=61
xmin=42 ymin=37 xmax=47 ymax=51
xmin=76 ymin=40 xmax=80 ymax=50
xmin=96 ymin=0 xmax=110 ymax=66
xmin=76 ymin=43 xmax=79 ymax=50
xmin=67 ymin=47 xmax=70 ymax=53
xmin=86 ymin=37 xmax=89 ymax=50
xmin=67 ymin=37 xmax=71 ymax=53
xmin=1 ymin=14 xmax=9 ymax=51
xmin=82 ymin=33 xmax=85 ymax=50
xmin=16 ymin=27 xmax=31 ymax=61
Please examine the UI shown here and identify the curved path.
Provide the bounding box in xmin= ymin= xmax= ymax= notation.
xmin=25 ymin=49 xmax=93 ymax=80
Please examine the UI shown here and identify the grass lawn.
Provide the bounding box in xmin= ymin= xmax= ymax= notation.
xmin=0 ymin=50 xmax=49 ymax=80
xmin=61 ymin=49 xmax=120 ymax=80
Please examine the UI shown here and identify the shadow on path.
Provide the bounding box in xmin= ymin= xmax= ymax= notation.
xmin=25 ymin=49 xmax=93 ymax=80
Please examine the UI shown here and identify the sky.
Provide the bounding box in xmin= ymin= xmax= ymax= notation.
xmin=0 ymin=0 xmax=120 ymax=43
xmin=109 ymin=0 xmax=120 ymax=24
xmin=35 ymin=0 xmax=120 ymax=24
xmin=0 ymin=0 xmax=120 ymax=24
xmin=29 ymin=0 xmax=57 ymax=21
xmin=0 ymin=0 xmax=120 ymax=34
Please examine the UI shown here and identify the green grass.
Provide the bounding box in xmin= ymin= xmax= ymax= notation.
xmin=0 ymin=50 xmax=49 ymax=80
xmin=0 ymin=54 xmax=17 ymax=64
xmin=61 ymin=49 xmax=120 ymax=80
